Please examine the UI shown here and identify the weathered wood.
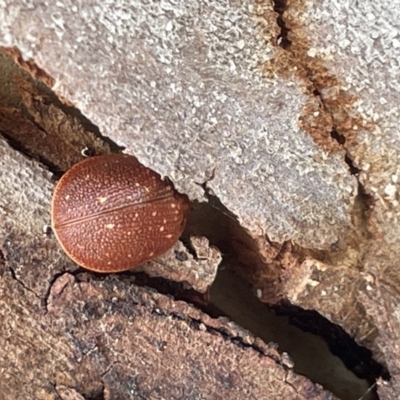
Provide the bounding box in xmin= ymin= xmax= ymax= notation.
xmin=0 ymin=138 xmax=335 ymax=399
xmin=1 ymin=0 xmax=400 ymax=398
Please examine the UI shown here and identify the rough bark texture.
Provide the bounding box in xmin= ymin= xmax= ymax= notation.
xmin=1 ymin=267 xmax=335 ymax=400
xmin=0 ymin=138 xmax=332 ymax=399
xmin=0 ymin=0 xmax=399 ymax=399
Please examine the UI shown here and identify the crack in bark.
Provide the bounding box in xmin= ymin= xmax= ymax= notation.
xmin=253 ymin=2 xmax=389 ymax=394
xmin=0 ymin=249 xmax=5 ymax=269
xmin=283 ymin=371 xmax=298 ymax=395
xmin=272 ymin=0 xmax=292 ymax=49
xmin=8 ymin=265 xmax=41 ymax=300
xmin=269 ymin=1 xmax=373 ymax=249
xmin=100 ymin=361 xmax=121 ymax=380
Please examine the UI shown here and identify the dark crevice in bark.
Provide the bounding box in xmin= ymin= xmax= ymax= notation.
xmin=0 ymin=48 xmax=124 ymax=178
xmin=209 ymin=267 xmax=384 ymax=400
xmin=330 ymin=129 xmax=346 ymax=146
xmin=272 ymin=0 xmax=292 ymax=49
xmin=330 ymin=129 xmax=361 ymax=176
xmin=268 ymin=2 xmax=367 ymax=190
xmin=182 ymin=199 xmax=385 ymax=399
xmin=100 ymin=361 xmax=120 ymax=379
xmin=2 ymin=47 xmax=124 ymax=154
xmin=182 ymin=201 xmax=264 ymax=273
xmin=269 ymin=15 xmax=379 ymax=392
xmin=0 ymin=249 xmax=5 ymax=271
xmin=345 ymin=154 xmax=361 ymax=175
xmin=274 ymin=302 xmax=390 ymax=383
xmin=178 ymin=234 xmax=199 ymax=261
xmin=8 ymin=265 xmax=41 ymax=299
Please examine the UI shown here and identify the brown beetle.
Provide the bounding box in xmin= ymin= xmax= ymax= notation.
xmin=51 ymin=154 xmax=190 ymax=272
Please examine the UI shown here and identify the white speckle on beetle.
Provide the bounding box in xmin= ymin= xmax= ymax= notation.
xmin=106 ymin=224 xmax=115 ymax=229
xmin=98 ymin=196 xmax=107 ymax=203
xmin=160 ymin=226 xmax=165 ymax=232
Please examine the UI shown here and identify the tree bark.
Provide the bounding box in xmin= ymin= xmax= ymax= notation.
xmin=1 ymin=1 xmax=399 ymax=399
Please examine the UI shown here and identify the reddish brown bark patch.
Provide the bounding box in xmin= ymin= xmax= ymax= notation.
xmin=257 ymin=0 xmax=375 ymax=152
xmin=1 ymin=46 xmax=55 ymax=87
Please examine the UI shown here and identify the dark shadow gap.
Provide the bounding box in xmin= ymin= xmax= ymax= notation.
xmin=330 ymin=129 xmax=361 ymax=176
xmin=345 ymin=154 xmax=361 ymax=175
xmin=210 ymin=268 xmax=383 ymax=400
xmin=331 ymin=129 xmax=346 ymax=145
xmin=80 ymin=197 xmax=387 ymax=400
xmin=274 ymin=301 xmax=389 ymax=383
xmin=183 ymin=198 xmax=384 ymax=400
xmin=272 ymin=0 xmax=292 ymax=49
